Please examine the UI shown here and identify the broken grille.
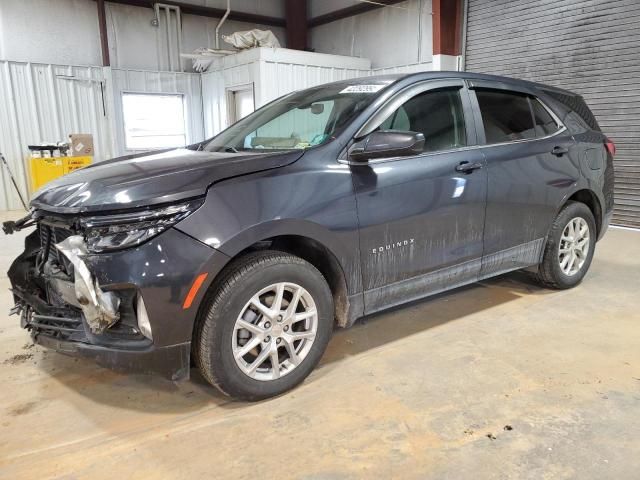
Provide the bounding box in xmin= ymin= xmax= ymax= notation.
xmin=38 ymin=223 xmax=74 ymax=274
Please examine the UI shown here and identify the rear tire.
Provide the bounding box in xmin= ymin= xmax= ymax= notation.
xmin=535 ymin=201 xmax=596 ymax=289
xmin=194 ymin=250 xmax=333 ymax=401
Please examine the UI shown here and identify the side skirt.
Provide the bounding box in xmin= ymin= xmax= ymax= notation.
xmin=360 ymin=238 xmax=545 ymax=318
xmin=479 ymin=238 xmax=545 ymax=280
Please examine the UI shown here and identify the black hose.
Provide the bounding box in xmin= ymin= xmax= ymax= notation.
xmin=35 ymin=226 xmax=51 ymax=274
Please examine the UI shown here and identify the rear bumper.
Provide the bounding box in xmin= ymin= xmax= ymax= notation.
xmin=599 ymin=209 xmax=613 ymax=241
xmin=33 ymin=333 xmax=191 ymax=380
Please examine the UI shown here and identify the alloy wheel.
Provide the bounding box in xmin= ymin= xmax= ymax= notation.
xmin=232 ymin=282 xmax=318 ymax=381
xmin=558 ymin=217 xmax=590 ymax=276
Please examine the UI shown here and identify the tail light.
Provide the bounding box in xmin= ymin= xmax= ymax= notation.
xmin=604 ymin=137 xmax=616 ymax=156
xmin=603 ymin=137 xmax=615 ymax=212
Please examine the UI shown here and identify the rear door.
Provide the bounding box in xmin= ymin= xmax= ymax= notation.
xmin=348 ymin=80 xmax=488 ymax=314
xmin=468 ymin=83 xmax=577 ymax=278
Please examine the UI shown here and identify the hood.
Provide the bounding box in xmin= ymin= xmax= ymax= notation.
xmin=30 ymin=148 xmax=304 ymax=214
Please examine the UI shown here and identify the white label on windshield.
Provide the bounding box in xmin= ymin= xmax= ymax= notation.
xmin=339 ymin=84 xmax=385 ymax=94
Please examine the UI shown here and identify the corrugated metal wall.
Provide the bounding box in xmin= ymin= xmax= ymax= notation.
xmin=0 ymin=61 xmax=110 ymax=210
xmin=258 ymin=61 xmax=371 ymax=104
xmin=465 ymin=0 xmax=640 ymax=228
xmin=0 ymin=62 xmax=205 ymax=211
xmin=202 ymin=56 xmax=369 ymax=138
xmin=201 ymin=62 xmax=259 ymax=138
xmin=371 ymin=61 xmax=433 ymax=75
xmin=1 ymin=51 xmax=368 ymax=211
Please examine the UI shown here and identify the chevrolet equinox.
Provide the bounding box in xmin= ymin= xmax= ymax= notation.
xmin=4 ymin=72 xmax=614 ymax=400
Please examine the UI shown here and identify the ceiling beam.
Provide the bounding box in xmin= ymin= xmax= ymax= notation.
xmin=285 ymin=0 xmax=308 ymax=50
xmin=97 ymin=0 xmax=110 ymax=66
xmin=308 ymin=0 xmax=408 ymax=28
xmin=101 ymin=0 xmax=286 ymax=27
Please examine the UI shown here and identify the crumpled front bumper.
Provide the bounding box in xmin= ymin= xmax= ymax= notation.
xmin=54 ymin=235 xmax=121 ymax=334
xmin=9 ymin=225 xmax=230 ymax=381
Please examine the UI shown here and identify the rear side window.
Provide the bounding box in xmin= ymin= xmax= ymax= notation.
xmin=476 ymin=90 xmax=536 ymax=143
xmin=476 ymin=89 xmax=563 ymax=144
xmin=377 ymin=89 xmax=467 ymax=152
xmin=531 ymin=98 xmax=559 ymax=136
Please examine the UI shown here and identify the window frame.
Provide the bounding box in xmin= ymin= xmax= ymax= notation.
xmin=341 ymin=79 xmax=478 ymax=164
xmin=121 ymin=91 xmax=188 ymax=152
xmin=528 ymin=96 xmax=562 ymax=137
xmin=468 ymin=85 xmax=566 ymax=147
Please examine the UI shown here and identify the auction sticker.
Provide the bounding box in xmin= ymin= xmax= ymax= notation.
xmin=340 ymin=85 xmax=385 ymax=94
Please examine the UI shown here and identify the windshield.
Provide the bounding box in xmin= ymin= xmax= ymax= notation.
xmin=203 ymin=84 xmax=385 ymax=153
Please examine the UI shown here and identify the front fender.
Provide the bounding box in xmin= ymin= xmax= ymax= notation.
xmin=174 ymin=163 xmax=363 ymax=296
xmin=177 ymin=218 xmax=362 ymax=298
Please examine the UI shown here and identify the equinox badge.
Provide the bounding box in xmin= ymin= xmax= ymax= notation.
xmin=372 ymin=238 xmax=415 ymax=255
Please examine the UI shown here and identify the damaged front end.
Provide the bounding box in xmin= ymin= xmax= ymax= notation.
xmin=6 ymin=210 xmax=150 ymax=350
xmin=4 ymin=203 xmax=206 ymax=381
xmin=54 ymin=235 xmax=120 ymax=333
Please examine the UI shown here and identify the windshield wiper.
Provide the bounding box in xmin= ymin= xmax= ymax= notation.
xmin=224 ymin=146 xmax=239 ymax=153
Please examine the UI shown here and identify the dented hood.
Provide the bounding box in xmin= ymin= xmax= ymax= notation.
xmin=30 ymin=148 xmax=304 ymax=214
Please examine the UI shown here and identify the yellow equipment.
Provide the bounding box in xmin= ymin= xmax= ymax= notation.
xmin=29 ymin=156 xmax=92 ymax=192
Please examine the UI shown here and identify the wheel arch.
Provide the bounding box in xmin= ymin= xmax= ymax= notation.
xmin=193 ymin=229 xmax=355 ymax=349
xmin=266 ymin=235 xmax=351 ymax=328
xmin=562 ymin=188 xmax=603 ymax=238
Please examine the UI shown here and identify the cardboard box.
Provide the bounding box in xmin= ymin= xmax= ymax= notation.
xmin=68 ymin=133 xmax=94 ymax=157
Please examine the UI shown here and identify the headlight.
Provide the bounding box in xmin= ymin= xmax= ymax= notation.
xmin=81 ymin=198 xmax=203 ymax=253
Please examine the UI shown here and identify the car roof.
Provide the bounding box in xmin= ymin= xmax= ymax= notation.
xmin=325 ymin=71 xmax=577 ymax=97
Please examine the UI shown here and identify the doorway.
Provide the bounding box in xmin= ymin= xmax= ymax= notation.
xmin=227 ymin=84 xmax=255 ymax=125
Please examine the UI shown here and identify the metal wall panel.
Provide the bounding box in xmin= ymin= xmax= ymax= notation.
xmin=371 ymin=61 xmax=433 ymax=75
xmin=310 ymin=0 xmax=433 ymax=70
xmin=201 ymin=62 xmax=260 ymax=138
xmin=0 ymin=61 xmax=110 ymax=211
xmin=259 ymin=61 xmax=370 ymax=105
xmin=465 ymin=0 xmax=640 ymax=228
xmin=201 ymin=70 xmax=227 ymax=139
xmin=0 ymin=50 xmax=367 ymax=211
xmin=0 ymin=0 xmax=285 ymax=70
xmin=202 ymin=51 xmax=370 ymax=138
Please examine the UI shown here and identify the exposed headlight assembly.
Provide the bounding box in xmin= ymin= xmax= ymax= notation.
xmin=81 ymin=198 xmax=204 ymax=253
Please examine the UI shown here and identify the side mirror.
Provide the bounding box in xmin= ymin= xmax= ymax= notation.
xmin=349 ymin=130 xmax=425 ymax=162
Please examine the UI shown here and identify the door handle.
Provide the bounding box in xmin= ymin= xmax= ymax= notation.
xmin=551 ymin=146 xmax=569 ymax=156
xmin=455 ymin=161 xmax=483 ymax=173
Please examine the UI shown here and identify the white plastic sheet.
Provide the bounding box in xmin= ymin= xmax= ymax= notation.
xmin=222 ymin=29 xmax=281 ymax=49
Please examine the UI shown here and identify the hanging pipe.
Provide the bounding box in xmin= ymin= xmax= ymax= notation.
xmin=215 ymin=0 xmax=231 ymax=50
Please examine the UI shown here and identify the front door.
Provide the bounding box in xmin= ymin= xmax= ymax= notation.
xmin=349 ymin=81 xmax=488 ymax=314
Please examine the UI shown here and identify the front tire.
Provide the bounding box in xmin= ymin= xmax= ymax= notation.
xmin=194 ymin=250 xmax=334 ymax=401
xmin=535 ymin=201 xmax=596 ymax=289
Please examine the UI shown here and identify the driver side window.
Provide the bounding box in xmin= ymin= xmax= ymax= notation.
xmin=377 ymin=89 xmax=467 ymax=153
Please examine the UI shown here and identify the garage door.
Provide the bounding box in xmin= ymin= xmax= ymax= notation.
xmin=465 ymin=0 xmax=640 ymax=228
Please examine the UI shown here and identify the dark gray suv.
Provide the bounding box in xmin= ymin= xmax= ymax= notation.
xmin=4 ymin=72 xmax=614 ymax=400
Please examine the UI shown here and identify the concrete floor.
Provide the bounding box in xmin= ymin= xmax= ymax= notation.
xmin=0 ymin=210 xmax=639 ymax=479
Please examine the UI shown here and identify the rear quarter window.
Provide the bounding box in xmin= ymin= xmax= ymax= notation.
xmin=542 ymin=90 xmax=601 ymax=132
xmin=531 ymin=98 xmax=561 ymax=136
